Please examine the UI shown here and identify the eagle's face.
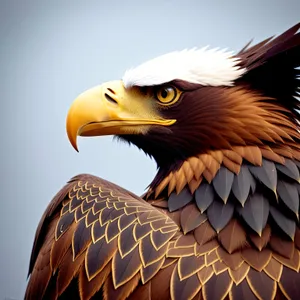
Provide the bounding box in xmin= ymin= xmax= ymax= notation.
xmin=66 ymin=46 xmax=299 ymax=168
xmin=67 ymin=48 xmax=247 ymax=166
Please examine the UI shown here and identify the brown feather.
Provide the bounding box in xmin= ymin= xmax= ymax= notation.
xmin=175 ymin=234 xmax=197 ymax=248
xmin=174 ymin=169 xmax=187 ymax=194
xmin=25 ymin=220 xmax=56 ymax=299
xmin=130 ymin=282 xmax=151 ymax=300
xmin=168 ymin=173 xmax=177 ymax=196
xmin=139 ymin=234 xmax=169 ymax=267
xmin=178 ymin=256 xmax=205 ymax=280
xmin=222 ymin=156 xmax=241 ymax=175
xmin=246 ymin=268 xmax=277 ymax=300
xmin=154 ymin=175 xmax=170 ymax=199
xmin=209 ymin=150 xmax=223 ymax=164
xmin=223 ymin=150 xmax=243 ymax=166
xmin=27 ymin=181 xmax=74 ymax=276
xmin=194 ymin=220 xmax=217 ymax=246
xmin=51 ymin=221 xmax=76 ymax=272
xmin=217 ymin=248 xmax=243 ymax=270
xmin=260 ymin=147 xmax=285 ymax=164
xmin=212 ymin=260 xmax=229 ymax=275
xmin=200 ymin=154 xmax=221 ymax=180
xmin=189 ymin=176 xmax=203 ymax=194
xmin=197 ymin=266 xmax=214 ymax=285
xmin=218 ymin=219 xmax=247 ymax=254
xmin=273 ymin=249 xmax=300 ymax=272
xmin=171 ymin=264 xmax=202 ymax=300
xmin=86 ymin=236 xmax=117 ymax=280
xmin=269 ymin=235 xmax=295 ymax=259
xmin=249 ymin=225 xmax=271 ymax=251
xmin=263 ymin=257 xmax=283 ymax=282
xmin=57 ymin=248 xmax=85 ymax=296
xmin=241 ymin=248 xmax=272 ymax=272
xmin=140 ymin=257 xmax=165 ymax=283
xmin=161 ymin=257 xmax=177 ymax=269
xmin=295 ymin=227 xmax=300 ymax=250
xmin=202 ymin=271 xmax=232 ymax=300
xmin=228 ymin=262 xmax=250 ymax=285
xmin=229 ymin=279 xmax=257 ymax=300
xmin=278 ymin=266 xmax=300 ymax=300
xmin=112 ymin=245 xmax=142 ymax=288
xmin=205 ymin=249 xmax=219 ymax=267
xmin=180 ymin=204 xmax=207 ymax=234
xmin=167 ymin=245 xmax=195 ymax=257
xmin=182 ymin=160 xmax=195 ymax=183
xmin=190 ymin=157 xmax=204 ymax=180
xmin=78 ymin=262 xmax=111 ymax=300
xmin=150 ymin=264 xmax=176 ymax=300
xmin=195 ymin=239 xmax=219 ymax=256
xmin=103 ymin=273 xmax=140 ymax=300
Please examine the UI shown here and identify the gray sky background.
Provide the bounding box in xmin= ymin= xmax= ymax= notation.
xmin=0 ymin=0 xmax=299 ymax=298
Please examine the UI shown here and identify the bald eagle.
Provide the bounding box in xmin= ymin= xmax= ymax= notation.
xmin=25 ymin=24 xmax=300 ymax=300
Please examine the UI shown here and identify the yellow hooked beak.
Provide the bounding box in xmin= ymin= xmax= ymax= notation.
xmin=66 ymin=80 xmax=176 ymax=151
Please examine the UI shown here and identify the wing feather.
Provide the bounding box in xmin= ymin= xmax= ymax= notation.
xmin=25 ymin=174 xmax=179 ymax=299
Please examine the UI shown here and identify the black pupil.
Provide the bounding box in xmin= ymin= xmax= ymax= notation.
xmin=161 ymin=88 xmax=169 ymax=98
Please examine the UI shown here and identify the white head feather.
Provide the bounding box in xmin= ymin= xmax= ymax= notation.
xmin=122 ymin=47 xmax=246 ymax=88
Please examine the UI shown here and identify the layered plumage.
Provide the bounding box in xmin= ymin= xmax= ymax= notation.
xmin=26 ymin=24 xmax=300 ymax=300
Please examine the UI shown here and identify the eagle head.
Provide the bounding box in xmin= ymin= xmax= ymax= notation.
xmin=66 ymin=26 xmax=300 ymax=170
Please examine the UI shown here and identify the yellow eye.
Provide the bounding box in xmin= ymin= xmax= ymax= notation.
xmin=155 ymin=85 xmax=180 ymax=105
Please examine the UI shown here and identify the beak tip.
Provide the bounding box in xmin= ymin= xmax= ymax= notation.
xmin=66 ymin=115 xmax=80 ymax=152
xmin=66 ymin=130 xmax=79 ymax=152
xmin=70 ymin=138 xmax=79 ymax=152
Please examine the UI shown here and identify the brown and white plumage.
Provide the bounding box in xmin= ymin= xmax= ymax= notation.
xmin=25 ymin=24 xmax=300 ymax=300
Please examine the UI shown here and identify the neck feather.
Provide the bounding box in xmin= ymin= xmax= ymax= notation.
xmin=146 ymin=145 xmax=300 ymax=199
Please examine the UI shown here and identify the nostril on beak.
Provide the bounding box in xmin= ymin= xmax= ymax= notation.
xmin=104 ymin=93 xmax=118 ymax=105
xmin=107 ymin=88 xmax=115 ymax=94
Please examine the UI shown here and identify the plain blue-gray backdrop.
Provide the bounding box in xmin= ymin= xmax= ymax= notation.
xmin=0 ymin=0 xmax=299 ymax=298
